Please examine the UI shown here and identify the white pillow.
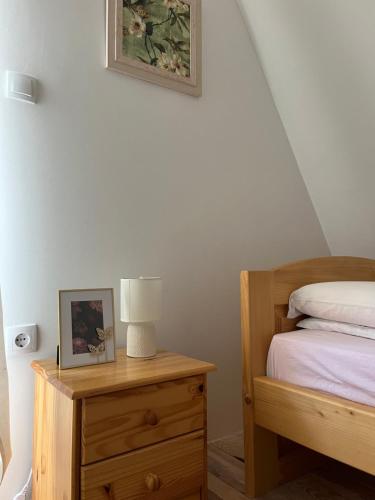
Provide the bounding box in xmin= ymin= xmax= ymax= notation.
xmin=297 ymin=317 xmax=375 ymax=340
xmin=288 ymin=281 xmax=375 ymax=328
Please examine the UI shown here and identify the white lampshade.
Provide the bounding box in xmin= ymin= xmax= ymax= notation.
xmin=121 ymin=277 xmax=162 ymax=323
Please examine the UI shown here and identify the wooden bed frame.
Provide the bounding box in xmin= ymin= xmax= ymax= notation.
xmin=241 ymin=256 xmax=375 ymax=498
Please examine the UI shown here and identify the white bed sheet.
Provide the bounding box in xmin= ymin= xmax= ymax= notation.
xmin=267 ymin=329 xmax=375 ymax=407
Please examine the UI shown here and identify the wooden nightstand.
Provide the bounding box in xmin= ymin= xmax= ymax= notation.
xmin=31 ymin=350 xmax=216 ymax=499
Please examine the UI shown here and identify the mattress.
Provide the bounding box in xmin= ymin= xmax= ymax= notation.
xmin=267 ymin=329 xmax=375 ymax=407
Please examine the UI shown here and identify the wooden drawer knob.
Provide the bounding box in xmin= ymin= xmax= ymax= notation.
xmin=145 ymin=473 xmax=161 ymax=491
xmin=144 ymin=410 xmax=159 ymax=426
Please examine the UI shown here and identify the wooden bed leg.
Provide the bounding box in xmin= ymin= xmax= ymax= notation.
xmin=243 ymin=396 xmax=280 ymax=498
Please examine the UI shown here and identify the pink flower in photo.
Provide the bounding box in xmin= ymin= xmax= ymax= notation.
xmin=89 ymin=301 xmax=103 ymax=313
xmin=72 ymin=337 xmax=88 ymax=354
xmin=73 ymin=320 xmax=88 ymax=337
xmin=71 ymin=301 xmax=82 ymax=319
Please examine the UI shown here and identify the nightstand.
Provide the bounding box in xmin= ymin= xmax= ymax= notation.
xmin=31 ymin=350 xmax=216 ymax=499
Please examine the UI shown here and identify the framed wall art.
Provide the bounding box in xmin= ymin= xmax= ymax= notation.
xmin=58 ymin=288 xmax=115 ymax=369
xmin=106 ymin=0 xmax=202 ymax=96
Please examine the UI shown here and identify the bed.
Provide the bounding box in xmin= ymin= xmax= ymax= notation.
xmin=240 ymin=256 xmax=375 ymax=498
xmin=268 ymin=329 xmax=375 ymax=407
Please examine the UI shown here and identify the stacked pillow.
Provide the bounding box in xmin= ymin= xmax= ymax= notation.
xmin=287 ymin=281 xmax=375 ymax=340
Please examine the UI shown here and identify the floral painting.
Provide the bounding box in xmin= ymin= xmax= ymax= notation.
xmin=123 ymin=0 xmax=191 ymax=78
xmin=107 ymin=0 xmax=201 ymax=96
xmin=71 ymin=301 xmax=104 ymax=354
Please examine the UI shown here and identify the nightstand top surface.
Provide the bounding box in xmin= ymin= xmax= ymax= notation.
xmin=31 ymin=350 xmax=216 ymax=399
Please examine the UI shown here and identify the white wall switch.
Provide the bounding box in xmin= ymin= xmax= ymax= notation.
xmin=6 ymin=71 xmax=38 ymax=104
xmin=6 ymin=324 xmax=38 ymax=356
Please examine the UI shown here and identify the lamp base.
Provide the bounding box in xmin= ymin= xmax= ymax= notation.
xmin=126 ymin=323 xmax=157 ymax=358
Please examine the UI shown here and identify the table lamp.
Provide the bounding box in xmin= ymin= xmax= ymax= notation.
xmin=120 ymin=277 xmax=162 ymax=358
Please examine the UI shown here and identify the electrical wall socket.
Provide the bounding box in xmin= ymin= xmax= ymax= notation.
xmin=6 ymin=324 xmax=38 ymax=356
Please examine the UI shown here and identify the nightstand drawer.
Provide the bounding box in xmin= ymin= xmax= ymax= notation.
xmin=81 ymin=430 xmax=204 ymax=500
xmin=81 ymin=375 xmax=205 ymax=464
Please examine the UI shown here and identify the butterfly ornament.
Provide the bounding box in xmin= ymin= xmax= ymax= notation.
xmin=88 ymin=327 xmax=113 ymax=354
xmin=88 ymin=342 xmax=105 ymax=354
xmin=96 ymin=327 xmax=113 ymax=341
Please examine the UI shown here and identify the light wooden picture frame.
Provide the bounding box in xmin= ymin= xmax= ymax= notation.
xmin=58 ymin=288 xmax=116 ymax=369
xmin=106 ymin=0 xmax=202 ymax=96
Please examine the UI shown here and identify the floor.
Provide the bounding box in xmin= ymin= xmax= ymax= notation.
xmin=207 ymin=433 xmax=375 ymax=500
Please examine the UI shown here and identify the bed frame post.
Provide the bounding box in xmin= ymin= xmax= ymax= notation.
xmin=241 ymin=270 xmax=280 ymax=498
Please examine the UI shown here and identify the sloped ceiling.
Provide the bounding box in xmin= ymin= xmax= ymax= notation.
xmin=238 ymin=0 xmax=375 ymax=257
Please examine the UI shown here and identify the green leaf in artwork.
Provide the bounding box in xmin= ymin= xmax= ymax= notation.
xmin=176 ymin=17 xmax=183 ymax=32
xmin=178 ymin=15 xmax=189 ymax=31
xmin=137 ymin=56 xmax=149 ymax=63
xmin=146 ymin=22 xmax=154 ymax=36
xmin=174 ymin=40 xmax=187 ymax=48
xmin=153 ymin=42 xmax=166 ymax=53
xmin=130 ymin=0 xmax=150 ymax=5
xmin=164 ymin=36 xmax=180 ymax=48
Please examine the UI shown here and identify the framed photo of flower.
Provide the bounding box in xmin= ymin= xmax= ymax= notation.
xmin=58 ymin=289 xmax=116 ymax=369
xmin=106 ymin=0 xmax=202 ymax=96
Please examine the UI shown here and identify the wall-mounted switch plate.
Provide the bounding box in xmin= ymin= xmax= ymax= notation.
xmin=6 ymin=71 xmax=38 ymax=104
xmin=5 ymin=324 xmax=38 ymax=356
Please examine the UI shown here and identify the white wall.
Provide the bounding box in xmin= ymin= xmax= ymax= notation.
xmin=0 ymin=0 xmax=329 ymax=497
xmin=239 ymin=0 xmax=375 ymax=257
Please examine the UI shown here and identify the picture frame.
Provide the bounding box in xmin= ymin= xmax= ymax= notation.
xmin=106 ymin=0 xmax=202 ymax=97
xmin=58 ymin=288 xmax=116 ymax=369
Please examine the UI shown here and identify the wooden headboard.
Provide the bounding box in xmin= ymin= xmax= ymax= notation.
xmin=241 ymin=256 xmax=375 ymax=380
